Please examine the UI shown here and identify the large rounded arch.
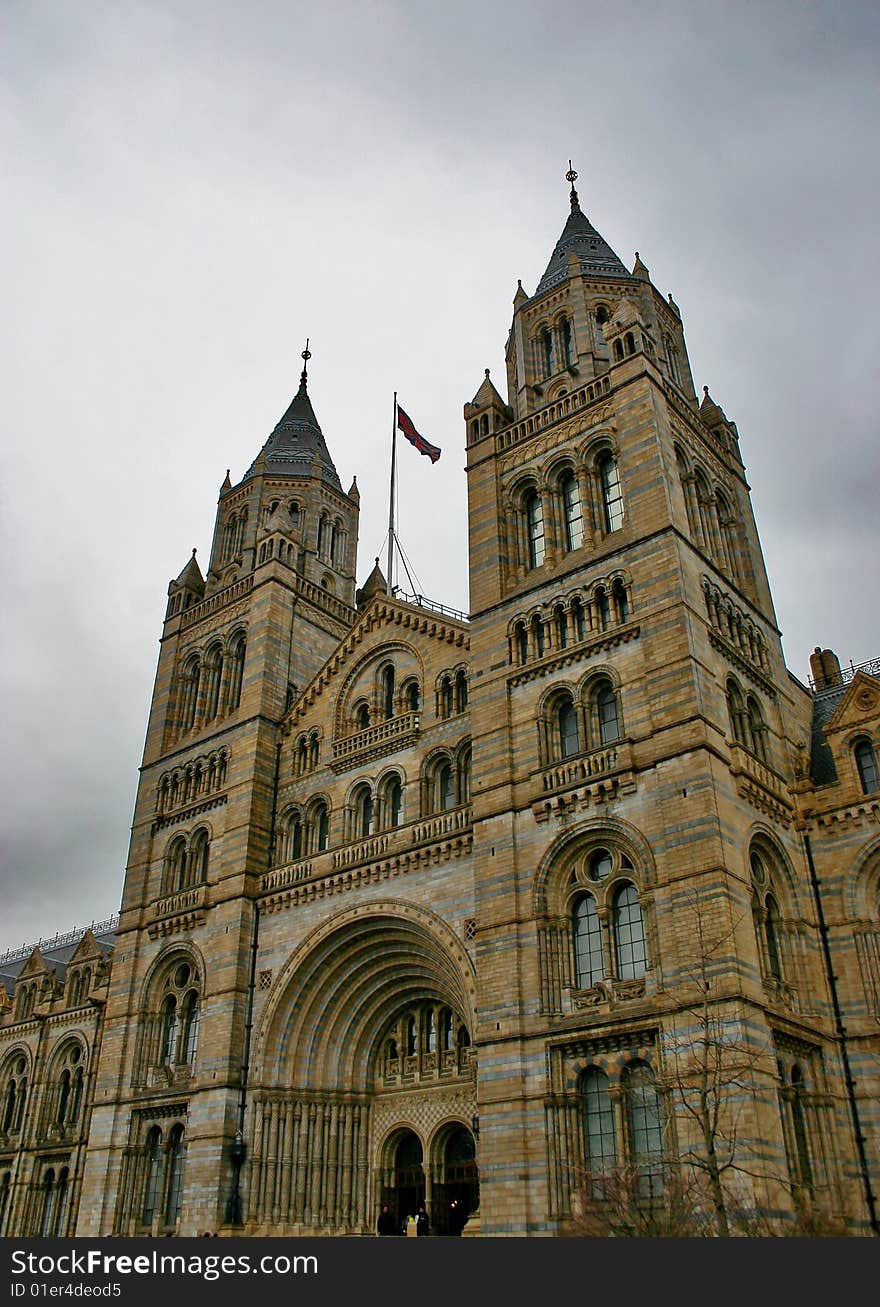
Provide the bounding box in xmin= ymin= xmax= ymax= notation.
xmin=534 ymin=816 xmax=658 ymax=917
xmin=257 ymin=901 xmax=476 ymax=1092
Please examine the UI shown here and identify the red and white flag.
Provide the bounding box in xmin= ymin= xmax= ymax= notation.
xmin=397 ymin=403 xmax=441 ymax=463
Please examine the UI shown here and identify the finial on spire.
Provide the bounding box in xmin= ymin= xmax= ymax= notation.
xmin=192 ymin=547 xmax=197 ymax=557
xmin=565 ymin=160 xmax=580 ymax=210
xmin=300 ymin=338 xmax=312 ymax=389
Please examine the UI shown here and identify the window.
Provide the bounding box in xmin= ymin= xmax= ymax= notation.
xmin=381 ymin=776 xmax=403 ymax=829
xmin=440 ymin=676 xmax=454 ymax=719
xmin=526 ymin=490 xmax=545 ymax=568
xmin=580 ymin=1068 xmax=617 ymax=1188
xmin=613 ymin=884 xmax=647 ymax=980
xmin=189 ymin=828 xmax=209 ymax=883
xmin=354 ymin=785 xmax=373 ymax=839
xmin=788 ymin=1065 xmax=814 ymax=1193
xmin=561 ymin=318 xmax=573 ymax=367
xmin=180 ymin=656 xmax=201 ymax=732
xmin=571 ymin=598 xmax=586 ymax=643
xmin=141 ymin=1127 xmax=163 ymax=1226
xmin=155 ymin=960 xmax=200 ymax=1069
xmin=612 ymin=578 xmax=629 ymax=623
xmin=312 ymin=800 xmax=330 ymax=852
xmin=381 ymin=665 xmax=395 ymax=720
xmin=405 ymin=680 xmax=421 ymax=713
xmin=595 ymin=586 xmax=610 ymax=631
xmin=455 ymin=670 xmax=468 ymax=713
xmin=560 ymin=472 xmax=583 ymax=551
xmin=515 ymin=623 xmax=528 ymax=665
xmin=532 ymin=614 xmax=545 ymax=658
xmin=355 ymin=701 xmax=370 ymax=732
xmin=557 ymin=695 xmax=580 ymax=759
xmin=624 ymin=1063 xmax=664 ymax=1196
xmin=727 ymin=678 xmax=746 ymax=746
xmin=165 ymin=837 xmax=187 ymax=895
xmin=746 ymin=695 xmax=768 ymax=762
xmin=598 ymin=454 xmax=624 ymax=532
xmin=540 ymin=327 xmax=554 ymax=377
xmin=1 ymin=1056 xmax=27 ymax=1135
xmin=227 ymin=634 xmax=246 ymax=711
xmin=164 ymin=1124 xmax=186 ymax=1226
xmin=53 ymin=1044 xmax=85 ymax=1131
xmin=439 ymin=763 xmax=455 ymax=811
xmin=203 ymin=645 xmax=223 ymax=720
xmin=855 ymin=739 xmax=879 ymax=794
xmin=596 ymin=682 xmax=621 ymax=746
xmin=555 ymin=605 xmax=567 ymax=650
xmin=573 ymin=896 xmax=604 ymax=989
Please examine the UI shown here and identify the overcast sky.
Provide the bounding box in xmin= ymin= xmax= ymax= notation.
xmin=1 ymin=0 xmax=877 ymax=954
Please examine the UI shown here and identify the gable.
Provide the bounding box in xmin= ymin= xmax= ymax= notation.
xmin=822 ymin=671 xmax=880 ymax=739
xmin=285 ymin=595 xmax=469 ymax=732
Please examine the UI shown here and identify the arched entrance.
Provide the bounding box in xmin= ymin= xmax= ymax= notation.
xmin=381 ymin=1130 xmax=425 ymax=1234
xmin=431 ymin=1123 xmax=479 ymax=1235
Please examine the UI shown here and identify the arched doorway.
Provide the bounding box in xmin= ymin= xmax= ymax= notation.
xmin=431 ymin=1123 xmax=479 ymax=1235
xmin=382 ymin=1130 xmax=425 ymax=1234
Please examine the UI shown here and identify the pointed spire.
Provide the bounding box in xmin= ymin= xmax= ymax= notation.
xmin=243 ymin=340 xmax=342 ymax=490
xmin=220 ymin=469 xmax=232 ymax=493
xmin=513 ymin=278 xmax=529 ymax=307
xmin=534 ymin=165 xmax=630 ymax=297
xmin=632 ymin=251 xmax=650 ymax=281
xmin=356 ymin=557 xmax=388 ymax=609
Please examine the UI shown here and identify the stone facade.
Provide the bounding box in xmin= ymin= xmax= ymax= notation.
xmin=1 ymin=183 xmax=878 ymax=1237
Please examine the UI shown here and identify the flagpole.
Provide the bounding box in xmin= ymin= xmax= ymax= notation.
xmin=387 ymin=392 xmax=397 ymax=592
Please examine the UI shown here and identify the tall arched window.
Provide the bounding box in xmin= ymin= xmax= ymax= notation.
xmin=438 ymin=762 xmax=455 ymax=811
xmin=561 ymin=317 xmax=573 ymax=367
xmin=354 ymin=700 xmax=370 ymax=731
xmin=189 ymin=828 xmax=209 ymax=884
xmin=571 ymin=598 xmax=586 ymax=643
xmin=764 ymin=893 xmax=783 ymax=981
xmin=531 ymin=614 xmax=545 ymax=658
xmin=855 ymin=739 xmax=879 ymax=794
xmin=746 ymin=695 xmax=768 ymax=762
xmin=573 ymin=895 xmax=604 ymax=989
xmin=525 ymin=490 xmax=545 ymax=568
xmin=598 ymin=454 xmax=624 ymax=532
xmin=515 ymin=623 xmax=528 ymax=665
xmin=203 ymin=645 xmax=224 ymax=720
xmin=39 ymin=1169 xmax=58 ymax=1237
xmin=560 ymin=472 xmax=583 ymax=551
xmin=354 ymin=786 xmax=373 ymax=839
xmin=313 ymin=801 xmax=330 ymax=852
xmin=166 ymin=837 xmax=187 ymax=895
xmin=382 ymin=665 xmax=395 ymax=720
xmin=541 ymin=327 xmax=554 ymax=377
xmin=141 ymin=1127 xmax=163 ymax=1226
xmin=596 ymin=682 xmax=621 ymax=746
xmin=179 ymin=990 xmax=199 ymax=1064
xmin=612 ymin=578 xmax=629 ymax=623
xmin=164 ymin=1125 xmax=186 ymax=1227
xmin=624 ymin=1063 xmax=664 ymax=1196
xmin=557 ymin=695 xmax=579 ymax=759
xmin=1 ymin=1057 xmax=27 ymax=1135
xmin=554 ymin=605 xmax=567 ymax=650
xmin=227 ymin=634 xmax=246 ymax=712
xmin=381 ymin=776 xmax=403 ymax=829
xmin=613 ymin=884 xmax=647 ymax=980
xmin=160 ymin=995 xmax=178 ymax=1063
xmin=455 ymin=670 xmax=468 ymax=713
xmin=595 ymin=586 xmax=610 ymax=630
xmin=726 ymin=678 xmax=746 ymax=746
xmin=180 ymin=657 xmax=201 ymax=732
xmin=580 ymin=1068 xmax=617 ymax=1189
xmin=789 ymin=1065 xmax=814 ymax=1193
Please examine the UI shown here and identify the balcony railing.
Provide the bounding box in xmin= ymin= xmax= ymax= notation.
xmin=330 ymin=712 xmax=420 ymax=771
xmin=539 ymin=741 xmax=633 ymax=795
xmin=153 ymin=885 xmax=206 ymax=919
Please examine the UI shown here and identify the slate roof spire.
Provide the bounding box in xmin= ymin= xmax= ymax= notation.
xmin=244 ymin=339 xmax=342 ymax=490
xmin=534 ymin=162 xmax=631 ymax=296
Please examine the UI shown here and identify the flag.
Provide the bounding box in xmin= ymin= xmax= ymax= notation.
xmin=397 ymin=403 xmax=441 ymax=463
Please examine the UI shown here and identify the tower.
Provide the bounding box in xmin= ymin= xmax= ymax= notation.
xmin=78 ymin=351 xmax=362 ymax=1234
xmin=463 ymin=168 xmax=867 ymax=1232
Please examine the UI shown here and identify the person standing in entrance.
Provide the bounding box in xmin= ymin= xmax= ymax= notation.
xmin=416 ymin=1203 xmax=430 ymax=1236
xmin=377 ymin=1204 xmax=397 ymax=1236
